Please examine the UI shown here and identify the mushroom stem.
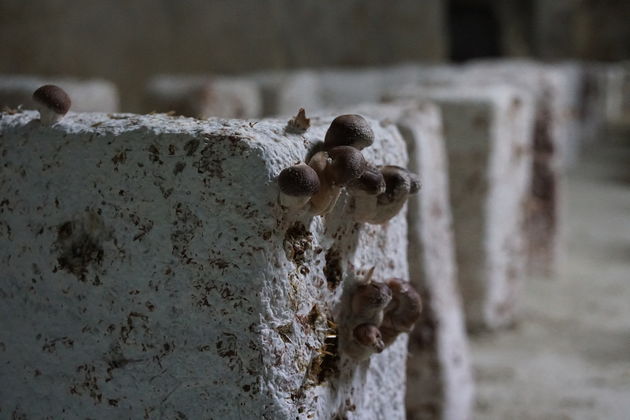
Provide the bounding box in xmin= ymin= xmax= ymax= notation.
xmin=279 ymin=193 xmax=311 ymax=209
xmin=307 ymin=151 xmax=341 ymax=215
xmin=35 ymin=103 xmax=64 ymax=126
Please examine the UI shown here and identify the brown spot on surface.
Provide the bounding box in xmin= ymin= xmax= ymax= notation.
xmin=307 ymin=330 xmax=339 ymax=385
xmin=324 ymin=248 xmax=343 ymax=290
xmin=184 ymin=139 xmax=200 ymax=156
xmin=55 ymin=212 xmax=111 ymax=282
xmin=173 ymin=162 xmax=186 ymax=175
xmin=283 ymin=222 xmax=313 ymax=264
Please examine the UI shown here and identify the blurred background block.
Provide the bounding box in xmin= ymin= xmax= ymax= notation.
xmin=0 ymin=76 xmax=119 ymax=112
xmin=144 ymin=75 xmax=261 ymax=119
xmin=320 ymin=102 xmax=475 ymax=420
xmin=390 ymin=84 xmax=535 ymax=331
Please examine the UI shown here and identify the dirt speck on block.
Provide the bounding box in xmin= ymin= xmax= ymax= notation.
xmin=55 ymin=212 xmax=112 ymax=282
xmin=324 ymin=248 xmax=343 ymax=291
xmin=283 ymin=222 xmax=313 ymax=264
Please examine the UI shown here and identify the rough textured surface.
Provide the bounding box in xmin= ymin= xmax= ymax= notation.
xmin=0 ymin=76 xmax=119 ymax=113
xmin=0 ymin=111 xmax=409 ymax=419
xmin=144 ymin=75 xmax=262 ymax=119
xmin=321 ymin=102 xmax=473 ymax=420
xmin=391 ymin=86 xmax=535 ymax=331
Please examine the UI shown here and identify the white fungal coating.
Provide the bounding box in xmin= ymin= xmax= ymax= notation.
xmin=0 ymin=110 xmax=410 ymax=420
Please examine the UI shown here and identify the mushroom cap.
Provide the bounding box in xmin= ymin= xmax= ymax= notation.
xmin=384 ymin=278 xmax=422 ymax=331
xmin=377 ymin=166 xmax=412 ymax=204
xmin=327 ymin=146 xmax=367 ymax=185
xmin=348 ymin=165 xmax=386 ymax=195
xmin=278 ymin=163 xmax=320 ymax=197
xmin=352 ymin=281 xmax=392 ymax=314
xmin=353 ymin=323 xmax=384 ymax=351
xmin=324 ymin=114 xmax=375 ymax=150
xmin=32 ymin=85 xmax=71 ymax=114
xmin=408 ymin=172 xmax=421 ymax=194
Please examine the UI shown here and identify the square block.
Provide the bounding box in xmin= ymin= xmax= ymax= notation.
xmin=390 ymin=85 xmax=535 ymax=330
xmin=312 ymin=102 xmax=474 ymax=420
xmin=144 ymin=75 xmax=262 ymax=119
xmin=0 ymin=110 xmax=410 ymax=419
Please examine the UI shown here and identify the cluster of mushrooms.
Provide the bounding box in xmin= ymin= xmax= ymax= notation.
xmin=277 ymin=114 xmax=420 ymax=224
xmin=343 ymin=269 xmax=422 ymax=360
xmin=279 ymin=114 xmax=423 ymax=359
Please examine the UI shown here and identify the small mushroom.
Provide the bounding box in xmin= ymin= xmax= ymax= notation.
xmin=380 ymin=278 xmax=422 ymax=347
xmin=347 ymin=164 xmax=386 ymax=196
xmin=353 ymin=324 xmax=385 ymax=353
xmin=347 ymin=165 xmax=386 ymax=222
xmin=32 ymin=85 xmax=71 ymax=125
xmin=307 ymin=146 xmax=367 ymax=215
xmin=366 ymin=166 xmax=420 ymax=224
xmin=382 ymin=278 xmax=422 ymax=333
xmin=327 ymin=146 xmax=367 ymax=186
xmin=307 ymin=151 xmax=339 ymax=215
xmin=351 ymin=280 xmax=393 ymax=326
xmin=277 ymin=163 xmax=320 ymax=209
xmin=324 ymin=114 xmax=375 ymax=150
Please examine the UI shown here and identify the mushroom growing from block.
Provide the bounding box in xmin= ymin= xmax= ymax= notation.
xmin=346 ymin=164 xmax=386 ymax=221
xmin=277 ymin=163 xmax=320 ymax=210
xmin=380 ymin=278 xmax=422 ymax=346
xmin=308 ymin=146 xmax=367 ymax=215
xmin=324 ymin=114 xmax=375 ymax=150
xmin=32 ymin=85 xmax=71 ymax=126
xmin=342 ymin=273 xmax=422 ymax=360
xmin=351 ymin=279 xmax=393 ymax=326
xmin=350 ymin=165 xmax=420 ymax=224
xmin=353 ymin=323 xmax=385 ymax=354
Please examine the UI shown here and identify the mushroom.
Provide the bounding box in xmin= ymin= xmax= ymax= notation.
xmin=379 ymin=278 xmax=422 ymax=346
xmin=327 ymin=146 xmax=367 ymax=185
xmin=364 ymin=166 xmax=420 ymax=224
xmin=277 ymin=163 xmax=320 ymax=210
xmin=347 ymin=165 xmax=386 ymax=196
xmin=347 ymin=164 xmax=386 ymax=222
xmin=353 ymin=324 xmax=385 ymax=353
xmin=307 ymin=146 xmax=367 ymax=215
xmin=382 ymin=278 xmax=422 ymax=333
xmin=351 ymin=280 xmax=392 ymax=326
xmin=307 ymin=151 xmax=338 ymax=215
xmin=324 ymin=114 xmax=375 ymax=150
xmin=32 ymin=85 xmax=71 ymax=125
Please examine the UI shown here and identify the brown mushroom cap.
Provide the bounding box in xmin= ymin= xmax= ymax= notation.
xmin=278 ymin=163 xmax=320 ymax=197
xmin=327 ymin=146 xmax=367 ymax=185
xmin=408 ymin=173 xmax=421 ymax=194
xmin=377 ymin=166 xmax=411 ymax=204
xmin=384 ymin=278 xmax=422 ymax=331
xmin=32 ymin=85 xmax=71 ymax=114
xmin=352 ymin=281 xmax=392 ymax=315
xmin=348 ymin=165 xmax=386 ymax=195
xmin=324 ymin=114 xmax=375 ymax=150
xmin=353 ymin=324 xmax=384 ymax=352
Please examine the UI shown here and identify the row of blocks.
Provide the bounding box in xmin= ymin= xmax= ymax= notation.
xmin=1 ymin=61 xmax=627 ymax=131
xmin=0 ymin=61 xmax=614 ymax=418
